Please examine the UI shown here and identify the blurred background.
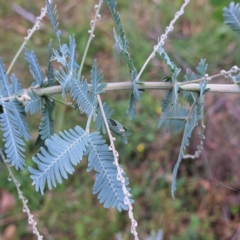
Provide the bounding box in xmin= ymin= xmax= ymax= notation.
xmin=0 ymin=0 xmax=240 ymax=239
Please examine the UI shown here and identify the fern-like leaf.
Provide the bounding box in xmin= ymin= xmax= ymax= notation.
xmin=29 ymin=126 xmax=89 ymax=194
xmin=55 ymin=36 xmax=77 ymax=97
xmin=196 ymin=58 xmax=208 ymax=78
xmin=223 ymin=2 xmax=240 ymax=36
xmin=103 ymin=0 xmax=117 ymax=11
xmin=71 ymin=78 xmax=96 ymax=117
xmin=183 ymin=69 xmax=196 ymax=106
xmin=12 ymin=100 xmax=31 ymax=141
xmin=158 ymin=47 xmax=176 ymax=73
xmin=158 ymin=104 xmax=187 ymax=134
xmin=95 ymin=102 xmax=114 ymax=134
xmin=25 ymin=50 xmax=45 ymax=87
xmin=34 ymin=98 xmax=55 ymax=149
xmin=46 ymin=0 xmax=61 ymax=47
xmin=171 ymin=107 xmax=197 ymax=198
xmin=87 ymin=131 xmax=133 ymax=211
xmin=0 ymin=101 xmax=26 ymax=170
xmin=39 ymin=98 xmax=55 ymax=141
xmin=90 ymin=60 xmax=107 ymax=95
xmin=10 ymin=74 xmax=23 ymax=95
xmin=0 ymin=61 xmax=31 ymax=169
xmin=46 ymin=40 xmax=56 ymax=86
xmin=25 ymin=90 xmax=43 ymax=115
xmin=113 ymin=28 xmax=134 ymax=71
xmin=126 ymin=93 xmax=136 ymax=120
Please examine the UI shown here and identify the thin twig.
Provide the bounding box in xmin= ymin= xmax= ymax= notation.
xmin=178 ymin=66 xmax=240 ymax=86
xmin=7 ymin=6 xmax=47 ymax=74
xmin=97 ymin=95 xmax=139 ymax=240
xmin=77 ymin=0 xmax=103 ymax=80
xmin=135 ymin=0 xmax=190 ymax=81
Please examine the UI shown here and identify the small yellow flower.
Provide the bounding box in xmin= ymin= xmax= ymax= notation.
xmin=136 ymin=143 xmax=145 ymax=153
xmin=155 ymin=106 xmax=162 ymax=114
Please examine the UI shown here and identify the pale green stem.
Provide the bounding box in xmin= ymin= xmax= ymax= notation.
xmin=178 ymin=67 xmax=240 ymax=86
xmin=161 ymin=117 xmax=187 ymax=120
xmin=47 ymin=95 xmax=74 ymax=109
xmin=85 ymin=110 xmax=93 ymax=134
xmin=97 ymin=95 xmax=115 ymax=152
xmin=97 ymin=95 xmax=139 ymax=239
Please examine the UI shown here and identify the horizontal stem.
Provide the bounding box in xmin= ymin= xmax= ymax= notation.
xmin=32 ymin=82 xmax=240 ymax=97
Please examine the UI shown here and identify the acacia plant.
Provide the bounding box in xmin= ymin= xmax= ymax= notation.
xmin=1 ymin=0 xmax=240 ymax=239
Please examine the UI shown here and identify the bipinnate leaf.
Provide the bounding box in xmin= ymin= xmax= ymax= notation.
xmin=223 ymin=2 xmax=240 ymax=36
xmin=158 ymin=104 xmax=187 ymax=134
xmin=39 ymin=98 xmax=55 ymax=141
xmin=103 ymin=0 xmax=117 ymax=11
xmin=196 ymin=58 xmax=208 ymax=78
xmin=95 ymin=102 xmax=114 ymax=134
xmin=55 ymin=36 xmax=77 ymax=97
xmin=25 ymin=50 xmax=45 ymax=87
xmin=46 ymin=0 xmax=61 ymax=47
xmin=10 ymin=74 xmax=23 ymax=95
xmin=70 ymin=78 xmax=96 ymax=117
xmin=90 ymin=60 xmax=107 ymax=95
xmin=46 ymin=40 xmax=56 ymax=86
xmin=25 ymin=90 xmax=43 ymax=115
xmin=158 ymin=47 xmax=176 ymax=73
xmin=29 ymin=126 xmax=89 ymax=194
xmin=87 ymin=131 xmax=133 ymax=211
xmin=0 ymin=60 xmax=31 ymax=169
xmin=0 ymin=101 xmax=26 ymax=170
xmin=171 ymin=107 xmax=197 ymax=198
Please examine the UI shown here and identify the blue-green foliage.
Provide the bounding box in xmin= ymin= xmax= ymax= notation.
xmin=103 ymin=0 xmax=117 ymax=11
xmin=158 ymin=47 xmax=177 ymax=82
xmin=0 ymin=59 xmax=30 ymax=170
xmin=183 ymin=69 xmax=196 ymax=105
xmin=46 ymin=40 xmax=56 ymax=86
xmin=158 ymin=68 xmax=182 ymax=134
xmin=183 ymin=59 xmax=208 ymax=120
xmin=196 ymin=59 xmax=208 ymax=78
xmin=104 ymin=0 xmax=141 ymax=119
xmin=25 ymin=50 xmax=45 ymax=87
xmin=126 ymin=92 xmax=136 ymax=120
xmin=223 ymin=2 xmax=240 ymax=36
xmin=29 ymin=126 xmax=132 ymax=211
xmin=90 ymin=60 xmax=107 ymax=95
xmin=95 ymin=102 xmax=114 ymax=134
xmin=55 ymin=36 xmax=78 ymax=97
xmin=126 ymin=70 xmax=143 ymax=120
xmin=25 ymin=90 xmax=42 ymax=115
xmin=10 ymin=74 xmax=23 ymax=95
xmin=39 ymin=98 xmax=55 ymax=141
xmin=158 ymin=59 xmax=209 ymax=197
xmin=29 ymin=126 xmax=89 ymax=194
xmin=158 ymin=47 xmax=176 ymax=73
xmin=158 ymin=104 xmax=187 ymax=134
xmin=71 ymin=77 xmax=96 ymax=117
xmin=87 ymin=131 xmax=133 ymax=211
xmin=46 ymin=0 xmax=61 ymax=48
xmin=171 ymin=107 xmax=198 ymax=198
